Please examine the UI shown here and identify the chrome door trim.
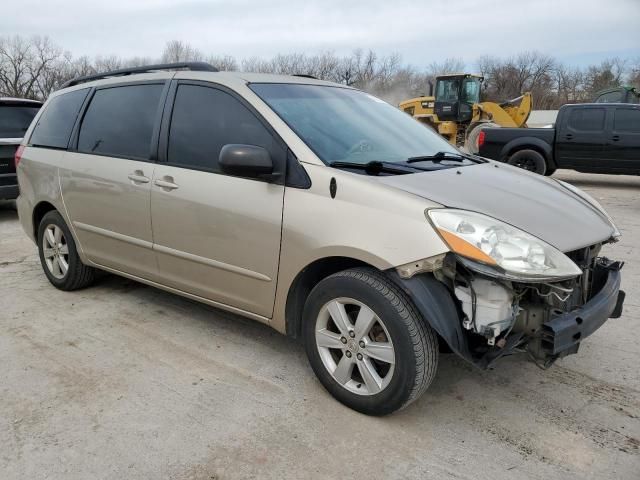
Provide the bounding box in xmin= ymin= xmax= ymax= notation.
xmin=153 ymin=243 xmax=272 ymax=282
xmin=73 ymin=221 xmax=153 ymax=249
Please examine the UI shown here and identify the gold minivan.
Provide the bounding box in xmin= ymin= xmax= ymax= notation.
xmin=16 ymin=63 xmax=625 ymax=415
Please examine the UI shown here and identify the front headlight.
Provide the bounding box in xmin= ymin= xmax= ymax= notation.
xmin=427 ymin=209 xmax=582 ymax=282
xmin=556 ymin=180 xmax=620 ymax=238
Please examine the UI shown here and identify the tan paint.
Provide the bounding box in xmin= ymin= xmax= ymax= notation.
xmin=150 ymin=164 xmax=285 ymax=318
xmin=59 ymin=152 xmax=159 ymax=281
xmin=270 ymin=163 xmax=448 ymax=333
xmin=17 ymin=69 xmax=451 ymax=336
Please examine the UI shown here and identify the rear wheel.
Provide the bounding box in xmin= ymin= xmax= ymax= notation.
xmin=302 ymin=268 xmax=438 ymax=416
xmin=37 ymin=210 xmax=95 ymax=290
xmin=507 ymin=149 xmax=547 ymax=175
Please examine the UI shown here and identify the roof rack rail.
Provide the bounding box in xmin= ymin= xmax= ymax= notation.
xmin=60 ymin=62 xmax=219 ymax=89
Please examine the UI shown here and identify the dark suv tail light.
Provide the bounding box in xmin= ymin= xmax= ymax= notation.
xmin=14 ymin=144 xmax=25 ymax=169
xmin=477 ymin=130 xmax=486 ymax=148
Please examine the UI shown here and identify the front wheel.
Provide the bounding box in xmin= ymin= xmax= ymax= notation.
xmin=302 ymin=268 xmax=438 ymax=415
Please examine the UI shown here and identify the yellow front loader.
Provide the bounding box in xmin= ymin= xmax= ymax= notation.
xmin=399 ymin=74 xmax=532 ymax=152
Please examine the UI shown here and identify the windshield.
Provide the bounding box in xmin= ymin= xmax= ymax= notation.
xmin=436 ymin=78 xmax=460 ymax=102
xmin=461 ymin=78 xmax=481 ymax=104
xmin=250 ymin=84 xmax=458 ymax=165
xmin=0 ymin=105 xmax=40 ymax=138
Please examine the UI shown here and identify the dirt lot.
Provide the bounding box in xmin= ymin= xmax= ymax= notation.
xmin=1 ymin=170 xmax=639 ymax=480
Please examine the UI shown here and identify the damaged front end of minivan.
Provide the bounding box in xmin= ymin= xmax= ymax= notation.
xmin=392 ymin=208 xmax=625 ymax=369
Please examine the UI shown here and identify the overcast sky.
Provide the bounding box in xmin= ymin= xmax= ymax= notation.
xmin=5 ymin=0 xmax=640 ymax=68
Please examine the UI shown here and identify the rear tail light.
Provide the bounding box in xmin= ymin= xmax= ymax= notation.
xmin=477 ymin=130 xmax=486 ymax=148
xmin=14 ymin=144 xmax=25 ymax=169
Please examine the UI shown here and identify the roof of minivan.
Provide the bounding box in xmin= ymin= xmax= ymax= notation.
xmin=54 ymin=70 xmax=348 ymax=97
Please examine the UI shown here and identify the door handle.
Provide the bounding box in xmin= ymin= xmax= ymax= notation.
xmin=565 ymin=133 xmax=573 ymax=140
xmin=154 ymin=176 xmax=179 ymax=191
xmin=128 ymin=170 xmax=150 ymax=184
xmin=612 ymin=135 xmax=620 ymax=141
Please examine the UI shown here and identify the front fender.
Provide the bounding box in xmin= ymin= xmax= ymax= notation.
xmin=271 ymin=163 xmax=449 ymax=333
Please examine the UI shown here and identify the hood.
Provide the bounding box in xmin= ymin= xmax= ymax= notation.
xmin=376 ymin=162 xmax=616 ymax=252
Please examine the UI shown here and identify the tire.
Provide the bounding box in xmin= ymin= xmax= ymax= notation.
xmin=37 ymin=210 xmax=95 ymax=291
xmin=302 ymin=268 xmax=438 ymax=415
xmin=465 ymin=122 xmax=499 ymax=154
xmin=544 ymin=166 xmax=557 ymax=176
xmin=507 ymin=149 xmax=547 ymax=175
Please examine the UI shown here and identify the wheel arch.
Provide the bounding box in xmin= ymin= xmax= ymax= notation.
xmin=32 ymin=201 xmax=58 ymax=239
xmin=284 ymin=256 xmax=377 ymax=338
xmin=387 ymin=271 xmax=473 ymax=364
xmin=501 ymin=138 xmax=557 ymax=171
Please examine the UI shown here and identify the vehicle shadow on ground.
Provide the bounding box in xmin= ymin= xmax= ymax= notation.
xmin=22 ymin=271 xmax=640 ymax=467
xmin=90 ymin=272 xmax=521 ymax=398
xmin=0 ymin=200 xmax=18 ymax=222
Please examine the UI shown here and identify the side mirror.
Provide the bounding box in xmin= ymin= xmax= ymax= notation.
xmin=219 ymin=144 xmax=274 ymax=178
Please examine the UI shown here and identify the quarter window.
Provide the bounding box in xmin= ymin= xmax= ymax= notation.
xmin=167 ymin=84 xmax=275 ymax=172
xmin=78 ymin=84 xmax=164 ymax=159
xmin=567 ymin=108 xmax=605 ymax=132
xmin=30 ymin=89 xmax=88 ymax=148
xmin=614 ymin=108 xmax=640 ymax=133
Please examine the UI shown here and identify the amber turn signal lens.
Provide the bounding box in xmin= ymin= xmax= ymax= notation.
xmin=437 ymin=228 xmax=497 ymax=265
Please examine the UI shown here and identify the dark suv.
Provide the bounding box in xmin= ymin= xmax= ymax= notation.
xmin=0 ymin=97 xmax=42 ymax=200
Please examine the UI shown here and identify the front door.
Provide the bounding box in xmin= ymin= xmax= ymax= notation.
xmin=60 ymin=82 xmax=166 ymax=280
xmin=151 ymin=82 xmax=286 ymax=317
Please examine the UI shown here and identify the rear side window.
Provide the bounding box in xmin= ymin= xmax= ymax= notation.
xmin=167 ymin=84 xmax=275 ymax=173
xmin=567 ymin=108 xmax=605 ymax=132
xmin=614 ymin=108 xmax=640 ymax=133
xmin=78 ymin=84 xmax=164 ymax=160
xmin=0 ymin=105 xmax=41 ymax=138
xmin=30 ymin=89 xmax=88 ymax=148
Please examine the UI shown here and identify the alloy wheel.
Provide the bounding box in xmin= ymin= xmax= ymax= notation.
xmin=42 ymin=224 xmax=69 ymax=279
xmin=315 ymin=297 xmax=395 ymax=395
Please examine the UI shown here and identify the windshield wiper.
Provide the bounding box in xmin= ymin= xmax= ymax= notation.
xmin=406 ymin=151 xmax=467 ymax=163
xmin=329 ymin=160 xmax=418 ymax=175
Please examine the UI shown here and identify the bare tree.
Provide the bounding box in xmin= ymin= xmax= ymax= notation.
xmin=427 ymin=57 xmax=465 ymax=77
xmin=207 ymin=55 xmax=238 ymax=71
xmin=0 ymin=35 xmax=62 ymax=99
xmin=584 ymin=57 xmax=627 ymax=97
xmin=93 ymin=55 xmax=123 ymax=73
xmin=1 ymin=34 xmax=638 ymax=108
xmin=161 ymin=40 xmax=203 ymax=63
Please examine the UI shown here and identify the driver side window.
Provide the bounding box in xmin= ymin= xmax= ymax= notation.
xmin=167 ymin=84 xmax=279 ymax=173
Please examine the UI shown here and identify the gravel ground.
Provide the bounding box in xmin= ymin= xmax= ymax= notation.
xmin=1 ymin=170 xmax=639 ymax=480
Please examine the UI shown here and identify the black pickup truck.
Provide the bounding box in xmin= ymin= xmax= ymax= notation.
xmin=1 ymin=97 xmax=42 ymax=200
xmin=478 ymin=103 xmax=640 ymax=176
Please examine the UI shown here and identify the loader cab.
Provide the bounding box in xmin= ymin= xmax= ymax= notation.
xmin=434 ymin=74 xmax=483 ymax=122
xmin=593 ymin=86 xmax=640 ymax=104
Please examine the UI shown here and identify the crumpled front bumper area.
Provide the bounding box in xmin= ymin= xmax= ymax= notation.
xmin=540 ymin=259 xmax=625 ymax=358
